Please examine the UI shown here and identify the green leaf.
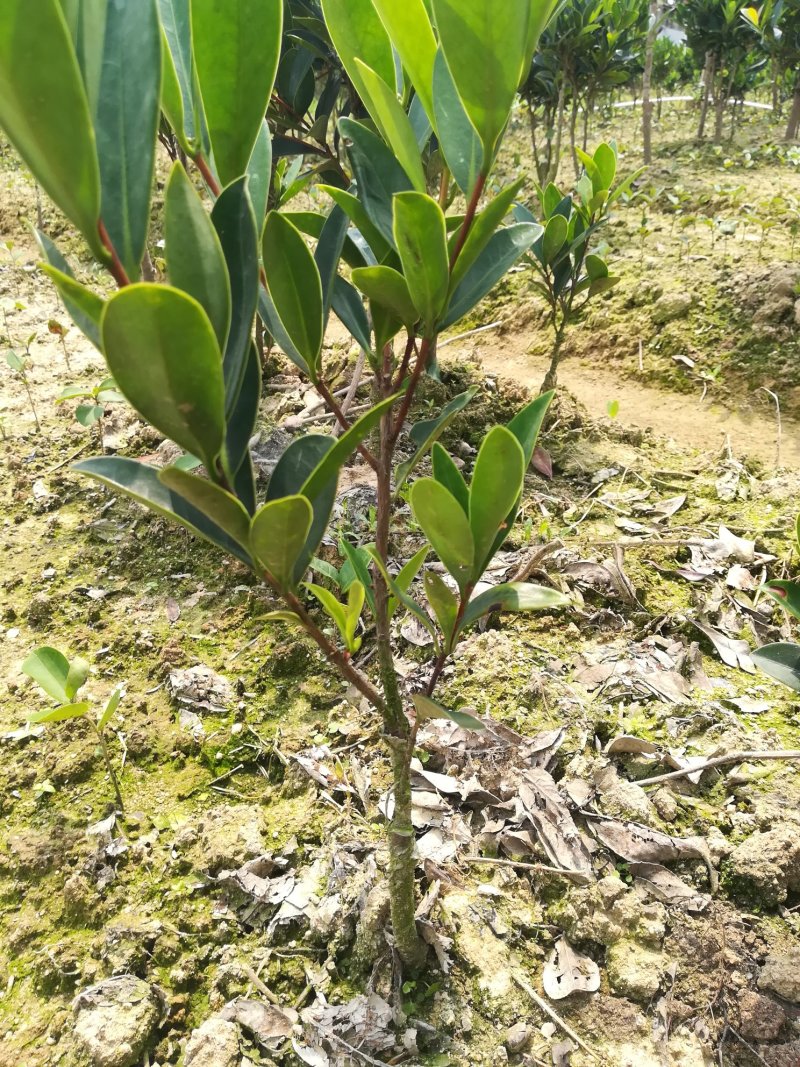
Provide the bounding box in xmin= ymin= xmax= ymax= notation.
xmin=262 ymin=211 xmax=323 ymax=379
xmin=22 ymin=646 xmax=72 ymax=703
xmin=158 ymin=0 xmax=200 ymax=152
xmin=395 ymin=386 xmax=478 ymax=492
xmin=98 ymin=686 xmax=123 ymax=731
xmin=593 ymin=143 xmax=617 ymax=191
xmin=158 ymin=468 xmax=251 ymax=548
xmin=456 ymin=582 xmax=568 ymax=638
xmin=29 ymin=702 xmax=91 ymax=725
xmin=371 ymin=0 xmax=438 ymax=126
xmin=524 ymin=0 xmax=561 ymax=67
xmin=469 ymin=427 xmax=525 ymax=579
xmin=339 ymin=540 xmax=376 ymax=613
xmin=450 ymin=179 xmax=526 ymax=291
xmin=165 ymin=162 xmax=231 ymax=349
xmin=246 ymin=120 xmax=272 ymax=232
xmin=354 ymin=60 xmax=426 ymax=193
xmin=301 ymin=395 xmax=397 ymax=503
xmin=39 ymin=263 xmax=104 ymax=352
xmin=251 ymin=495 xmax=314 ymax=589
xmin=191 ymin=0 xmax=282 ymax=185
xmin=339 ymin=119 xmax=413 ymax=247
xmin=431 ymin=0 xmax=531 ymax=163
xmin=94 ymin=0 xmax=161 ymax=280
xmin=321 ymin=185 xmax=392 ymax=262
xmin=366 ymin=548 xmax=440 ymax=650
xmin=351 ymin=266 xmax=418 ymax=328
xmin=387 ymin=544 xmax=430 ymax=622
xmin=752 ymin=642 xmax=800 ymax=693
xmin=315 ymin=206 xmax=349 ymax=331
xmin=65 ymin=657 xmax=90 ymax=700
xmin=507 ymin=391 xmax=554 ymax=467
xmin=101 ymin=285 xmax=226 ymax=473
xmin=320 ymin=0 xmax=395 ymax=108
xmin=332 ymin=277 xmax=372 ymax=353
xmin=432 ymin=48 xmax=483 ymax=197
xmin=76 ymin=403 xmax=104 ymax=427
xmin=225 ymin=342 xmax=259 ymax=513
xmin=393 ymin=192 xmax=449 ymax=328
xmin=411 ymin=693 xmax=485 ymax=730
xmin=431 ymin=443 xmax=470 ymax=513
xmin=0 ymin=0 xmax=103 ymax=258
xmin=542 ymin=215 xmax=568 ymax=265
xmin=73 ymin=456 xmax=253 ymax=564
xmin=344 ymin=581 xmax=366 ymax=652
xmin=305 ymin=582 xmax=348 ymax=640
xmin=424 ymin=570 xmax=458 ymax=645
xmin=442 ymin=224 xmax=538 ymax=329
xmin=764 ymin=581 xmax=800 ymax=623
xmin=211 ymin=176 xmax=259 ymax=412
xmin=410 ymin=479 xmax=474 ymax=593
xmin=60 ymin=0 xmax=107 ymax=118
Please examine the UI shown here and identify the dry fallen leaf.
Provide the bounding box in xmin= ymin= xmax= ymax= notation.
xmin=630 ymin=861 xmax=711 ymax=912
xmin=542 ymin=937 xmax=601 ymax=1000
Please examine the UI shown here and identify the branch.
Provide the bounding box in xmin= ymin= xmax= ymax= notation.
xmin=390 ymin=335 xmax=431 ymax=444
xmin=448 ymin=172 xmax=487 ymax=272
xmin=636 ymin=749 xmax=800 ymax=788
xmin=98 ymin=221 xmax=131 ymax=288
xmin=314 ymin=380 xmax=379 ymax=472
xmin=193 ymin=153 xmax=221 ymax=197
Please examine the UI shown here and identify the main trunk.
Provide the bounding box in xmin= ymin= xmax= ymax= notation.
xmin=641 ymin=0 xmax=658 ymax=165
xmin=697 ymin=52 xmax=714 ymax=140
xmin=786 ymin=85 xmax=800 ymax=141
xmin=547 ymin=75 xmax=567 ymax=185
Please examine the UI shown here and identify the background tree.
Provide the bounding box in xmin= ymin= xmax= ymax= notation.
xmin=742 ymin=0 xmax=800 ymax=139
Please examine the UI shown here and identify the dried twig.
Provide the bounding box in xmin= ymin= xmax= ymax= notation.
xmin=513 ymin=975 xmax=599 ymax=1061
xmin=512 ymin=539 xmax=564 ymax=583
xmin=636 ymin=749 xmax=800 ymax=788
xmin=333 ymin=350 xmax=367 ymax=439
xmin=462 ymin=856 xmax=593 ymax=885
xmin=439 ymin=319 xmax=504 ymax=348
xmin=758 ymin=386 xmax=782 ymax=469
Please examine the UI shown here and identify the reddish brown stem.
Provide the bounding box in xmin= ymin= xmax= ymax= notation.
xmin=98 ymin=220 xmax=131 ymax=288
xmin=448 ymin=172 xmax=487 ymax=272
xmin=315 ymin=381 xmax=379 ymax=473
xmin=391 ymin=336 xmax=431 ymax=443
xmin=193 ymin=153 xmax=221 ymax=197
xmin=393 ymin=335 xmax=418 ymax=390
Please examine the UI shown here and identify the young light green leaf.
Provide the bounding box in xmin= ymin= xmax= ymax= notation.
xmin=262 ymin=211 xmax=324 ymax=379
xmin=424 ymin=570 xmax=458 ymax=645
xmin=354 ymin=60 xmax=426 ymax=193
xmin=29 ymin=701 xmax=91 ymax=725
xmin=305 ymin=582 xmax=348 ymax=643
xmin=351 ymin=266 xmax=418 ymax=329
xmin=456 ymin=582 xmax=568 ymax=638
xmin=431 ymin=443 xmax=470 ymax=514
xmin=320 ymin=0 xmax=395 ymax=107
xmin=339 ymin=119 xmax=413 ymax=246
xmin=469 ymin=426 xmax=525 ymax=578
xmin=101 ymin=285 xmax=226 ymax=473
xmin=395 ymin=387 xmax=478 ymax=493
xmin=410 ymin=478 xmax=475 ymax=593
xmin=411 ymin=693 xmax=485 ymax=730
xmin=0 ymin=0 xmax=103 ymax=259
xmin=191 ymin=0 xmax=282 ymax=185
xmin=371 ymin=0 xmax=438 ymax=125
xmin=158 ymin=468 xmax=252 ymax=548
xmin=98 ymin=686 xmax=123 ymax=731
xmin=593 ymin=142 xmax=617 ymax=192
xmin=507 ymin=391 xmax=554 ymax=467
xmin=94 ymin=0 xmax=161 ymax=280
xmin=542 ymin=215 xmax=569 ymax=264
xmin=442 ymin=223 xmax=539 ymax=329
xmin=393 ymin=192 xmax=450 ymax=328
xmin=39 ymin=264 xmax=104 ymax=352
xmin=344 ymin=581 xmax=366 ymax=652
xmin=22 ymin=646 xmax=72 ymax=703
xmin=65 ymin=657 xmax=90 ymax=700
xmin=251 ymin=495 xmax=314 ymax=589
xmin=165 ymin=162 xmax=231 ymax=349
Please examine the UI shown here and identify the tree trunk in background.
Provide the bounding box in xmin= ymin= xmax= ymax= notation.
xmin=569 ymin=92 xmax=580 ymax=177
xmin=548 ymin=76 xmax=567 ymax=184
xmin=641 ymin=0 xmax=658 ymax=165
xmin=772 ymin=58 xmax=781 ymax=117
xmin=786 ymin=84 xmax=800 ymax=141
xmin=698 ymin=52 xmax=714 ymax=139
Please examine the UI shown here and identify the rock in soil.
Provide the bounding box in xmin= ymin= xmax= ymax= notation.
xmin=758 ymin=947 xmax=800 ymax=1004
xmin=605 ymin=940 xmax=667 ymax=1002
xmin=726 ymin=827 xmax=800 ymax=906
xmin=736 ymin=990 xmax=787 ymax=1041
xmin=184 ymin=1016 xmax=241 ymax=1067
xmin=73 ymin=975 xmax=165 ymax=1067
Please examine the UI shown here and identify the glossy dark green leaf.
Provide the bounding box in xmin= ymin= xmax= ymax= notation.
xmin=262 ymin=211 xmax=324 ymax=379
xmin=301 ymin=395 xmax=396 ymax=502
xmin=165 ymin=162 xmax=231 ymax=349
xmin=450 ymin=178 xmax=527 ymax=290
xmin=371 ymin=0 xmax=437 ymax=124
xmin=442 ymin=223 xmax=538 ymax=329
xmin=211 ymin=176 xmax=259 ymax=410
xmin=158 ymin=0 xmax=199 ymax=151
xmin=542 ymin=215 xmax=568 ymax=265
xmin=432 ymin=48 xmax=483 ymax=197
xmin=456 ymin=582 xmax=568 ymax=638
xmin=424 ymin=570 xmax=458 ymax=644
xmin=355 ymin=60 xmax=426 ymax=193
xmin=73 ymin=456 xmax=253 ymax=564
xmin=332 ymin=277 xmax=372 ymax=353
xmin=431 ymin=443 xmax=470 ymax=514
xmin=507 ymin=390 xmax=554 ymax=467
xmin=0 ymin=0 xmax=103 ymax=258
xmin=339 ymin=119 xmax=413 ymax=247
xmin=432 ymin=0 xmax=531 ymax=162
xmin=39 ymin=263 xmax=104 ymax=352
xmin=315 ymin=206 xmax=349 ymax=330
xmin=191 ymin=0 xmax=282 ymax=185
xmin=351 ymin=266 xmax=418 ymax=328
xmin=469 ymin=427 xmax=525 ymax=578
xmin=251 ymin=495 xmax=313 ymax=589
xmin=764 ymin=581 xmax=800 ymax=623
xmin=411 ymin=694 xmax=485 ymax=730
xmin=321 ymin=185 xmax=392 ymax=262
xmin=94 ymin=0 xmax=161 ymax=280
xmin=393 ymin=192 xmax=449 ymax=328
xmin=395 ymin=386 xmax=478 ymax=492
xmin=410 ymin=478 xmax=474 ymax=592
xmin=267 ymin=435 xmax=336 ymax=585
xmin=225 ymin=342 xmax=260 ymax=514
xmin=320 ymin=0 xmax=395 ymax=107
xmin=752 ymin=642 xmax=800 ymax=693
xmin=246 ymin=120 xmax=272 ymax=232
xmin=101 ymin=285 xmax=226 ymax=472
xmin=22 ymin=646 xmax=72 ymax=703
xmin=159 ymin=467 xmax=251 ymax=548
xmin=60 ymin=0 xmax=106 ymax=116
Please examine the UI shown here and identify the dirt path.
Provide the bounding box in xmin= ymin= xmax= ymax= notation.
xmin=445 ymin=329 xmax=799 ymax=468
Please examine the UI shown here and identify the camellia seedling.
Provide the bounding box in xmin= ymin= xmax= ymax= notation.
xmin=5 ymin=347 xmax=40 ymax=432
xmin=56 ymin=376 xmax=124 ymax=449
xmin=22 ymin=646 xmax=125 ymax=812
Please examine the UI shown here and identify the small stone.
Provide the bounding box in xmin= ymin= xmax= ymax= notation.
xmin=596 ymin=875 xmax=627 ymax=907
xmin=504 ymin=1022 xmax=532 ymax=1054
xmin=652 ymin=292 xmax=693 ymax=325
xmin=73 ymin=975 xmax=165 ymax=1067
xmin=606 ymin=941 xmax=666 ymax=1002
xmin=26 ymin=592 xmax=53 ymax=629
xmin=652 ymin=788 xmax=678 ymax=822
xmin=727 ymin=827 xmax=800 ymax=907
xmin=737 ymin=990 xmax=786 ymax=1041
xmin=184 ymin=1017 xmax=241 ymax=1067
xmin=758 ymin=948 xmax=800 ymax=1004
xmin=63 ymin=874 xmax=99 ymax=925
